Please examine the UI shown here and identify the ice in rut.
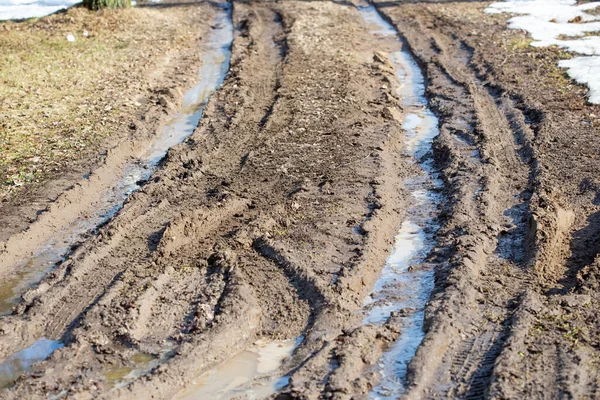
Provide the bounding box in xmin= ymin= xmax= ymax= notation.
xmin=358 ymin=5 xmax=442 ymax=398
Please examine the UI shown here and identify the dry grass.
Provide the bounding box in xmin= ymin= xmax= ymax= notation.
xmin=584 ymin=5 xmax=600 ymax=16
xmin=0 ymin=4 xmax=205 ymax=199
xmin=508 ymin=37 xmax=532 ymax=51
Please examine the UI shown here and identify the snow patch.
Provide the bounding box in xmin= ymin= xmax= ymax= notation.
xmin=0 ymin=0 xmax=80 ymax=20
xmin=486 ymin=0 xmax=600 ymax=103
xmin=559 ymin=56 xmax=600 ymax=104
xmin=486 ymin=1 xmax=600 ymax=24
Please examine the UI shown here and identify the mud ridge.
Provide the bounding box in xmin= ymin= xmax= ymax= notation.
xmin=253 ymin=237 xmax=327 ymax=314
xmin=258 ymin=9 xmax=288 ymax=130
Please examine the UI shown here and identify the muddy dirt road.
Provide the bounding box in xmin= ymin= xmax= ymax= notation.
xmin=0 ymin=0 xmax=599 ymax=398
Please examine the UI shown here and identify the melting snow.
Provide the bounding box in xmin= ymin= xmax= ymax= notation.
xmin=0 ymin=0 xmax=80 ymax=20
xmin=486 ymin=0 xmax=600 ymax=104
xmin=559 ymin=56 xmax=600 ymax=103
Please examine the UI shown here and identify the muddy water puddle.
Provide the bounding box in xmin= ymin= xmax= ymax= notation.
xmin=0 ymin=5 xmax=233 ymax=316
xmin=103 ymin=345 xmax=174 ymax=389
xmin=103 ymin=352 xmax=156 ymax=386
xmin=358 ymin=5 xmax=442 ymax=399
xmin=0 ymin=338 xmax=63 ymax=389
xmin=175 ymin=338 xmax=301 ymax=400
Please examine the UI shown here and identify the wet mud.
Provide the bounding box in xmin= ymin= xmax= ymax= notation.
xmin=176 ymin=338 xmax=301 ymax=399
xmin=1 ymin=0 xmax=600 ymax=398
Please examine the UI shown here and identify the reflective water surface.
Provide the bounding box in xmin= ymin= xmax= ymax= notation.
xmin=358 ymin=5 xmax=442 ymax=399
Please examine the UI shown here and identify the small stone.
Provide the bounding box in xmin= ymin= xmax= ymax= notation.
xmin=373 ymin=51 xmax=387 ymax=63
xmin=158 ymin=96 xmax=170 ymax=107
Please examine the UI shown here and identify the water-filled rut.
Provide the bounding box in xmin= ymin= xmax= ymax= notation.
xmin=175 ymin=338 xmax=303 ymax=400
xmin=0 ymin=5 xmax=233 ymax=316
xmin=179 ymin=6 xmax=445 ymax=399
xmin=0 ymin=3 xmax=233 ymax=388
xmin=358 ymin=5 xmax=442 ymax=398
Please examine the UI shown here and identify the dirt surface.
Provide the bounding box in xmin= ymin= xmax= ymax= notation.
xmin=1 ymin=0 xmax=600 ymax=399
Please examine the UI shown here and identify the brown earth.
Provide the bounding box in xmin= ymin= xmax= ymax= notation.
xmin=0 ymin=0 xmax=599 ymax=399
xmin=0 ymin=1 xmax=407 ymax=398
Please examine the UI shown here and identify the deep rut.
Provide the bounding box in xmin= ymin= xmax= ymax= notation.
xmin=366 ymin=2 xmax=600 ymax=399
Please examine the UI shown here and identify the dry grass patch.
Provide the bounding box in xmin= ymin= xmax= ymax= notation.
xmin=0 ymin=3 xmax=209 ymax=199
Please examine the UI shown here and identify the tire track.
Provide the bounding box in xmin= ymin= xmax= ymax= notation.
xmin=0 ymin=3 xmax=293 ymax=396
xmin=371 ymin=4 xmax=537 ymax=398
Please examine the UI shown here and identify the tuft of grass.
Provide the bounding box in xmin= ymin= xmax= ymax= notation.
xmin=546 ymin=62 xmax=573 ymax=91
xmin=508 ymin=37 xmax=533 ymax=51
xmin=83 ymin=0 xmax=131 ymax=11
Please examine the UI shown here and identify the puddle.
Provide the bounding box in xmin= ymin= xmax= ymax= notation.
xmin=358 ymin=5 xmax=442 ymax=399
xmin=0 ymin=338 xmax=63 ymax=389
xmin=0 ymin=4 xmax=233 ymax=315
xmin=103 ymin=346 xmax=174 ymax=388
xmin=175 ymin=338 xmax=302 ymax=400
xmin=104 ymin=352 xmax=156 ymax=386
